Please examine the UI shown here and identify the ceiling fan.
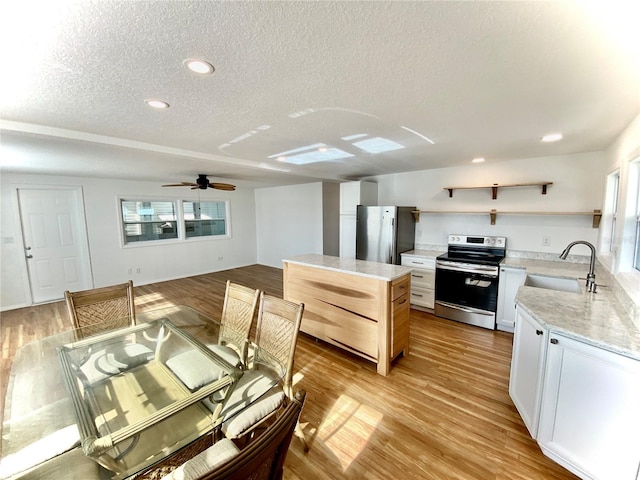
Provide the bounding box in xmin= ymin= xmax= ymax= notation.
xmin=162 ymin=174 xmax=236 ymax=191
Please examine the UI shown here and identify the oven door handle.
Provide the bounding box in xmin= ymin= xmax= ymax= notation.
xmin=436 ymin=261 xmax=499 ymax=276
xmin=436 ymin=301 xmax=495 ymax=316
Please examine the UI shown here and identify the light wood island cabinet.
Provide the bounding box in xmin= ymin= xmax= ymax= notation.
xmin=282 ymin=254 xmax=412 ymax=376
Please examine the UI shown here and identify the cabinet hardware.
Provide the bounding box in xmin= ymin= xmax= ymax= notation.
xmin=399 ymin=299 xmax=407 ymax=305
xmin=26 ymin=254 xmax=33 ymax=259
xmin=550 ymin=338 xmax=559 ymax=344
xmin=412 ymin=274 xmax=424 ymax=278
xmin=411 ymin=293 xmax=423 ymax=297
xmin=536 ymin=329 xmax=543 ymax=335
xmin=412 ymin=261 xmax=424 ymax=265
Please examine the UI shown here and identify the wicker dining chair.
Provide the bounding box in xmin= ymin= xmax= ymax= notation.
xmin=218 ymin=294 xmax=308 ymax=451
xmin=208 ymin=281 xmax=260 ymax=368
xmin=152 ymin=390 xmax=306 ymax=480
xmin=64 ymin=280 xmax=136 ymax=338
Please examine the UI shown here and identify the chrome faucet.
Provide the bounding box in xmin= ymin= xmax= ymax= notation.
xmin=559 ymin=240 xmax=597 ymax=293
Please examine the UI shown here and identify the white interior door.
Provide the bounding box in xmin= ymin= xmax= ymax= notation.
xmin=18 ymin=188 xmax=92 ymax=303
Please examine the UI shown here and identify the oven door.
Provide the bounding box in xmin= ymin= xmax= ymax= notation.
xmin=434 ymin=260 xmax=499 ymax=329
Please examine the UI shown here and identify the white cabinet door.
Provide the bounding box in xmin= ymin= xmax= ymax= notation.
xmin=538 ymin=335 xmax=640 ymax=480
xmin=496 ymin=266 xmax=526 ymax=332
xmin=339 ymin=215 xmax=357 ymax=258
xmin=509 ymin=308 xmax=547 ymax=439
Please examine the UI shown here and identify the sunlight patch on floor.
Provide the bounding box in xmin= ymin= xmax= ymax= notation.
xmin=316 ymin=394 xmax=383 ymax=471
xmin=291 ymin=372 xmax=304 ymax=389
xmin=135 ymin=292 xmax=174 ymax=309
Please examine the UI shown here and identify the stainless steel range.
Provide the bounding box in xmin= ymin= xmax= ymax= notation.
xmin=435 ymin=234 xmax=506 ymax=330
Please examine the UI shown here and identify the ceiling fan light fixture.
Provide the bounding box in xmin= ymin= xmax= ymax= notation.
xmin=145 ymin=99 xmax=170 ymax=109
xmin=184 ymin=59 xmax=215 ymax=75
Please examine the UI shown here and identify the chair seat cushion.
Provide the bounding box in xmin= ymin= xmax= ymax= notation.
xmin=222 ymin=388 xmax=285 ymax=439
xmin=160 ymin=438 xmax=240 ymax=480
xmin=166 ymin=349 xmax=224 ymax=391
xmin=79 ymin=343 xmax=154 ymax=384
xmin=207 ymin=344 xmax=242 ymax=368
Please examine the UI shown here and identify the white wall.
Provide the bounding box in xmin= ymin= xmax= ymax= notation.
xmin=0 ymin=173 xmax=257 ymax=309
xmin=255 ymin=182 xmax=324 ymax=268
xmin=373 ymin=151 xmax=606 ymax=256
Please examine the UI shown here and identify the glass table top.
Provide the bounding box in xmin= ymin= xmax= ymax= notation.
xmin=1 ymin=305 xmax=285 ymax=480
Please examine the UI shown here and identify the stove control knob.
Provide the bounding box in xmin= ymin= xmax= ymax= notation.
xmin=497 ymin=239 xmax=503 ymax=245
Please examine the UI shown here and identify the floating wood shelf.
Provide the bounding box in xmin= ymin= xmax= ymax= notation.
xmin=443 ymin=182 xmax=553 ymax=199
xmin=411 ymin=209 xmax=602 ymax=228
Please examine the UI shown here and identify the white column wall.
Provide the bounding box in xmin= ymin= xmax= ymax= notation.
xmin=255 ymin=182 xmax=324 ymax=268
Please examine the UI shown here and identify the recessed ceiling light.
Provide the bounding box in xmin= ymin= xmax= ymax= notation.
xmin=472 ymin=157 xmax=485 ymax=163
xmin=541 ymin=133 xmax=563 ymax=142
xmin=184 ymin=59 xmax=215 ymax=75
xmin=145 ymin=99 xmax=170 ymax=109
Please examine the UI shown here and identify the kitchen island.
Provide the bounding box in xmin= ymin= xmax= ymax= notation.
xmin=282 ymin=254 xmax=412 ymax=375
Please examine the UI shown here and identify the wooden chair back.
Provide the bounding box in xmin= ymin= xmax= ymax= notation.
xmin=200 ymin=390 xmax=306 ymax=480
xmin=254 ymin=295 xmax=304 ymax=398
xmin=219 ymin=281 xmax=260 ymax=365
xmin=64 ymin=280 xmax=136 ymax=338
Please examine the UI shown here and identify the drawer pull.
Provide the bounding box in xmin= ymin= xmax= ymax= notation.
xmin=550 ymin=338 xmax=559 ymax=345
xmin=536 ymin=329 xmax=543 ymax=335
xmin=412 ymin=274 xmax=424 ymax=278
xmin=399 ymin=299 xmax=407 ymax=305
xmin=411 ymin=261 xmax=424 ymax=265
xmin=411 ymin=293 xmax=424 ymax=297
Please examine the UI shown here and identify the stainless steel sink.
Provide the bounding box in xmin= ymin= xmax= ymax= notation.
xmin=523 ymin=274 xmax=582 ymax=293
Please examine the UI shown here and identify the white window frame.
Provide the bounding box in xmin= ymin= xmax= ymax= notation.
xmin=118 ymin=197 xmax=231 ymax=247
xmin=603 ymin=170 xmax=620 ymax=254
xmin=181 ymin=199 xmax=231 ymax=241
xmin=120 ymin=198 xmax=179 ymax=246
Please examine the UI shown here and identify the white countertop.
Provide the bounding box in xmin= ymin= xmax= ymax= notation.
xmin=506 ymin=258 xmax=640 ymax=361
xmin=402 ymin=249 xmax=445 ymax=259
xmin=283 ymin=254 xmax=413 ymax=281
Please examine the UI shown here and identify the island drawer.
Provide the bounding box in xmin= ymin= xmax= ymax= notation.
xmin=392 ymin=276 xmax=410 ymax=300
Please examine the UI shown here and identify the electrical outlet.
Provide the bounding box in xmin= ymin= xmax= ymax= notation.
xmin=217 ymin=256 xmax=223 ymax=261
xmin=127 ymin=267 xmax=133 ymax=274
xmin=136 ymin=267 xmax=141 ymax=274
xmin=542 ymin=236 xmax=551 ymax=247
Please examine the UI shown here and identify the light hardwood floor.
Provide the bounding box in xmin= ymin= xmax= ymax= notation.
xmin=0 ymin=265 xmax=577 ymax=479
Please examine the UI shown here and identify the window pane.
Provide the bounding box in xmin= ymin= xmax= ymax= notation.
xmin=121 ymin=200 xmax=177 ymax=243
xmin=183 ymin=201 xmax=228 ymax=238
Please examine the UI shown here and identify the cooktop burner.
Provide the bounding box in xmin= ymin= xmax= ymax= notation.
xmin=438 ymin=235 xmax=506 ymax=266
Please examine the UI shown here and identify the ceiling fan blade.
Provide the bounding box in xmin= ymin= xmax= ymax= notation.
xmin=162 ymin=182 xmax=198 ymax=187
xmin=209 ymin=182 xmax=236 ymax=191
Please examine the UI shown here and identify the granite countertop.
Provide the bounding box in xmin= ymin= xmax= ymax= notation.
xmin=283 ymin=254 xmax=413 ymax=281
xmin=402 ymin=249 xmax=446 ymax=259
xmin=508 ymin=258 xmax=640 ymax=361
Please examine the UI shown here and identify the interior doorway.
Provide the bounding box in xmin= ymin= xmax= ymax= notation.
xmin=17 ymin=187 xmax=93 ymax=304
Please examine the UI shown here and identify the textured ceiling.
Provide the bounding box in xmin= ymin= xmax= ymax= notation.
xmin=1 ymin=1 xmax=639 ymax=188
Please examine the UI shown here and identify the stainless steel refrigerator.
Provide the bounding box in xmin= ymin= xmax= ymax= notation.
xmin=356 ymin=206 xmax=416 ymax=264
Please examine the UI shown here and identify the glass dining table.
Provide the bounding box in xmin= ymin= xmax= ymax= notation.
xmin=0 ymin=305 xmax=284 ymax=480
